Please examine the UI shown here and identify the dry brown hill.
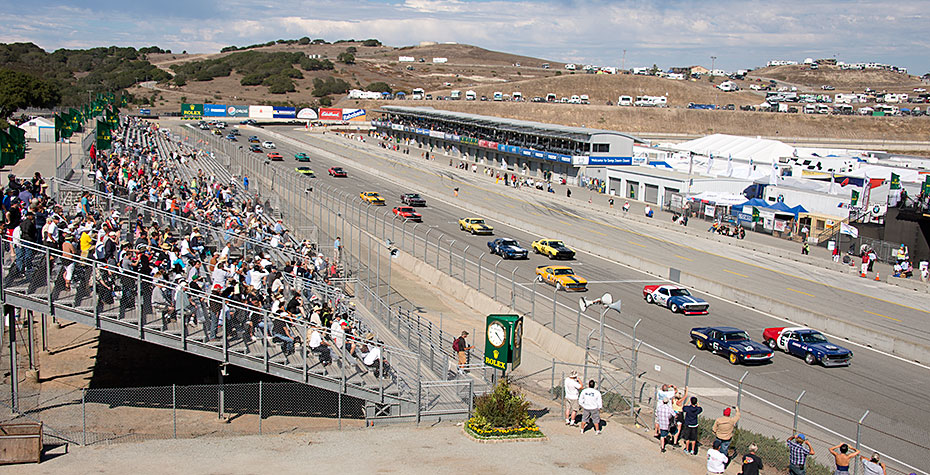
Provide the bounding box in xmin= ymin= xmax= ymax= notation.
xmin=749 ymin=64 xmax=924 ymax=92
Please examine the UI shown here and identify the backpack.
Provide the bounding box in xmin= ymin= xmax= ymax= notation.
xmin=452 ymin=337 xmax=462 ymax=352
xmin=94 ymin=241 xmax=107 ymax=260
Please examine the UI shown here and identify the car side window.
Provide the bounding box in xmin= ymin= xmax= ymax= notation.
xmin=708 ymin=330 xmax=718 ymax=340
xmin=785 ymin=331 xmax=795 ymax=341
xmin=659 ymin=288 xmax=668 ymax=295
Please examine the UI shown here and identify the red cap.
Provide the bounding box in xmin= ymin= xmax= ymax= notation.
xmin=723 ymin=408 xmax=731 ymax=416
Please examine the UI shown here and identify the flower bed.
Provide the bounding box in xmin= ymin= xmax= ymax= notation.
xmin=464 ymin=379 xmax=546 ymax=441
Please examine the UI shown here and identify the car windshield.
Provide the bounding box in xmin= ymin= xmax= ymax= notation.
xmin=669 ymin=289 xmax=692 ymax=297
xmin=408 ymin=194 xmax=421 ymax=199
xmin=551 ymin=241 xmax=565 ymax=247
xmin=500 ymin=240 xmax=519 ymax=246
xmin=334 ymin=168 xmax=344 ymax=172
xmin=397 ymin=208 xmax=413 ymax=213
xmin=551 ymin=268 xmax=573 ymax=275
xmin=471 ymin=219 xmax=485 ymax=224
xmin=723 ymin=332 xmax=750 ymax=342
xmin=800 ymin=333 xmax=828 ymax=343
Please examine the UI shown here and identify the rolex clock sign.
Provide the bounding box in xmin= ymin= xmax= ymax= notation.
xmin=484 ymin=314 xmax=523 ymax=373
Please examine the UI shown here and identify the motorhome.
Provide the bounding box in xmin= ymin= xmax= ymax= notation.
xmin=450 ymin=90 xmax=462 ymax=100
xmin=717 ymin=81 xmax=739 ymax=92
xmin=835 ymin=104 xmax=854 ymax=115
xmin=493 ymin=91 xmax=504 ymax=101
xmin=411 ymin=88 xmax=425 ymax=100
xmin=565 ymin=63 xmax=577 ymax=71
xmin=803 ymin=104 xmax=817 ymax=114
xmin=546 ymin=93 xmax=558 ymax=102
xmin=632 ymin=67 xmax=650 ymax=75
xmin=580 ymin=95 xmax=589 ymax=104
xmin=617 ymin=95 xmax=633 ymax=106
xmin=816 ymin=104 xmax=832 ymax=114
xmin=634 ymin=95 xmax=667 ymax=107
xmin=465 ymin=90 xmax=477 ymax=101
xmin=512 ymin=92 xmax=523 ymax=102
xmin=569 ymin=95 xmax=581 ymax=104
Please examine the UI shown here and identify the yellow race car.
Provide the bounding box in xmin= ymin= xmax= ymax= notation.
xmin=532 ymin=239 xmax=576 ymax=259
xmin=458 ymin=217 xmax=494 ymax=235
xmin=360 ymin=191 xmax=386 ymax=205
xmin=535 ymin=265 xmax=587 ymax=291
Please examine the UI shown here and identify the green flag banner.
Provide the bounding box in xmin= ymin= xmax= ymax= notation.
xmin=0 ymin=130 xmax=16 ymax=166
xmin=890 ymin=173 xmax=901 ymax=190
xmin=8 ymin=126 xmax=25 ymax=162
xmin=752 ymin=207 xmax=760 ymax=222
xmin=96 ymin=120 xmax=111 ymax=151
xmin=69 ymin=109 xmax=83 ymax=133
xmin=851 ymin=190 xmax=860 ymax=206
xmin=61 ymin=112 xmax=73 ymax=138
xmin=54 ymin=114 xmax=64 ymax=142
xmin=922 ymin=176 xmax=930 ymax=196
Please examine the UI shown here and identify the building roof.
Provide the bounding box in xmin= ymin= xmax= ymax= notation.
xmin=22 ymin=117 xmax=53 ymax=127
xmin=379 ymin=105 xmax=644 ymax=143
xmin=668 ymin=134 xmax=796 ymax=165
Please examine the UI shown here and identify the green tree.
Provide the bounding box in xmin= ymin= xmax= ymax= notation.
xmin=0 ymin=69 xmax=61 ymax=118
xmin=346 ymin=46 xmax=357 ymax=54
xmin=366 ymin=81 xmax=392 ymax=93
xmin=298 ymin=37 xmax=311 ymax=45
xmin=337 ymin=52 xmax=355 ymax=64
xmin=361 ymin=39 xmax=381 ymax=47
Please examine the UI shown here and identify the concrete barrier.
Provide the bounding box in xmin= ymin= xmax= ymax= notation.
xmin=262 ymin=128 xmax=930 ymax=363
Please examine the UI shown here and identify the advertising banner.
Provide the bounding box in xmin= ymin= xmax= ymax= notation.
xmin=558 ymin=154 xmax=572 ymax=163
xmin=226 ymin=105 xmax=249 ymax=117
xmin=203 ymin=104 xmax=227 ymax=117
xmin=342 ymin=108 xmax=366 ymax=121
xmin=297 ymin=108 xmax=318 ymax=120
xmin=486 ymin=141 xmax=498 ymax=149
xmin=429 ymin=130 xmax=444 ymax=139
xmin=391 ymin=124 xmax=404 ymax=131
xmin=588 ymin=156 xmax=633 ymax=166
xmin=249 ymin=105 xmax=273 ymax=119
xmin=318 ymin=108 xmax=343 ymax=121
xmin=181 ymin=103 xmax=203 ymax=119
xmin=478 ymin=140 xmax=488 ymax=148
xmin=272 ymin=106 xmax=296 ymax=118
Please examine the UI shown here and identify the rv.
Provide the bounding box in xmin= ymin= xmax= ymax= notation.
xmin=493 ymin=92 xmax=504 ymax=101
xmin=512 ymin=92 xmax=523 ymax=102
xmin=411 ymin=88 xmax=425 ymax=100
xmin=565 ymin=63 xmax=577 ymax=71
xmin=546 ymin=93 xmax=558 ymax=102
xmin=632 ymin=67 xmax=650 ymax=75
xmin=835 ymin=104 xmax=854 ymax=115
xmin=580 ymin=94 xmax=589 ymax=104
xmin=617 ymin=95 xmax=633 ymax=106
xmin=803 ymin=104 xmax=817 ymax=114
xmin=634 ymin=95 xmax=667 ymax=107
xmin=465 ymin=90 xmax=477 ymax=101
xmin=569 ymin=95 xmax=581 ymax=104
xmin=716 ymin=81 xmax=739 ymax=92
xmin=816 ymin=104 xmax=832 ymax=114
xmin=541 ymin=63 xmax=550 ymax=69
xmin=450 ymin=90 xmax=462 ymax=100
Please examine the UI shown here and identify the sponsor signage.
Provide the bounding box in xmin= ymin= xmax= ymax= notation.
xmin=478 ymin=139 xmax=489 ymax=148
xmin=444 ymin=133 xmax=455 ymax=141
xmin=533 ymin=151 xmax=545 ymax=158
xmin=588 ymin=156 xmax=633 ymax=166
xmin=737 ymin=212 xmax=753 ymax=222
xmin=342 ymin=108 xmax=366 ymax=121
xmin=297 ymin=108 xmax=318 ymax=120
xmin=181 ymin=103 xmax=203 ymax=119
xmin=249 ymin=105 xmax=273 ymax=119
xmin=203 ymin=104 xmax=227 ymax=117
xmin=429 ymin=130 xmax=444 ymax=138
xmin=632 ymin=156 xmax=647 ymax=165
xmin=272 ymin=106 xmax=296 ymax=118
xmin=318 ymin=108 xmax=342 ymax=121
xmin=521 ymin=149 xmax=532 ymax=157
xmin=558 ymin=155 xmax=572 ymax=163
xmin=486 ymin=141 xmax=498 ymax=149
xmin=391 ymin=124 xmax=404 ymax=131
xmin=451 ymin=134 xmax=460 ymax=141
xmin=226 ymin=105 xmax=249 ymax=117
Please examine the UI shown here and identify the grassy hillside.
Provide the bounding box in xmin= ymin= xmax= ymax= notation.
xmin=749 ymin=64 xmax=924 ymax=92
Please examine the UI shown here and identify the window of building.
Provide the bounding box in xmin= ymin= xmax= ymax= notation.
xmin=592 ymin=143 xmax=610 ymax=153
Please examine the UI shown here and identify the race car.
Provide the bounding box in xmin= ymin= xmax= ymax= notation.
xmin=267 ymin=152 xmax=283 ymax=161
xmin=262 ymin=140 xmax=275 ymax=149
xmin=532 ymin=239 xmax=575 ymax=259
xmin=360 ymin=191 xmax=386 ymax=205
xmin=642 ymin=285 xmax=709 ymax=315
xmin=328 ymin=167 xmax=347 ymax=177
xmin=401 ymin=193 xmax=427 ymax=207
xmin=690 ymin=326 xmax=774 ymax=365
xmin=487 ymin=238 xmax=528 ymax=259
xmin=295 ymin=167 xmax=315 ymax=177
xmin=392 ymin=206 xmax=422 ymax=222
xmin=762 ymin=327 xmax=852 ymax=366
xmin=249 ymin=144 xmax=262 ymax=153
xmin=225 ymin=134 xmax=237 ymax=141
xmin=459 ymin=217 xmax=493 ymax=235
xmin=248 ymin=136 xmax=260 ymax=143
xmin=295 ymin=152 xmax=310 ymax=162
xmin=535 ymin=265 xmax=587 ymax=291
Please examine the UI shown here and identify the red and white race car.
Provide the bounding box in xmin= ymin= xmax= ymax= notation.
xmin=762 ymin=327 xmax=852 ymax=366
xmin=642 ymin=285 xmax=709 ymax=315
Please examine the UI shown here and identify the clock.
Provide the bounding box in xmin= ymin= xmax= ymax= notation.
xmin=488 ymin=321 xmax=506 ymax=347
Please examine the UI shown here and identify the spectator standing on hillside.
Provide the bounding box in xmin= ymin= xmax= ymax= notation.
xmin=681 ymin=396 xmax=702 ymax=455
xmin=563 ymin=371 xmax=582 ymax=425
xmin=655 ymin=397 xmax=674 ymax=452
xmin=578 ymin=380 xmax=602 ymax=434
xmin=787 ymin=433 xmax=815 ymax=475
xmin=859 ymin=453 xmax=885 ymax=475
xmin=830 ymin=443 xmax=859 ymax=474
xmin=452 ymin=331 xmax=473 ymax=374
xmin=740 ymin=444 xmax=764 ymax=475
xmin=706 ymin=439 xmax=728 ymax=475
xmin=712 ymin=406 xmax=739 ymax=461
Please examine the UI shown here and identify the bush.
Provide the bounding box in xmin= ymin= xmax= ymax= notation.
xmin=362 ymin=39 xmax=381 ymax=47
xmin=467 ymin=379 xmax=543 ymax=439
xmin=366 ymin=81 xmax=392 ymax=93
xmin=337 ymin=52 xmax=355 ymax=64
xmin=695 ymin=418 xmax=832 ymax=475
xmin=345 ymin=46 xmax=357 ymax=54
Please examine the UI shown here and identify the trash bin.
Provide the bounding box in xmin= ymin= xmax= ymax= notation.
xmin=0 ymin=422 xmax=43 ymax=464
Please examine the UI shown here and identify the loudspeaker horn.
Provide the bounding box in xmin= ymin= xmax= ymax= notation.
xmin=579 ymin=297 xmax=591 ymax=312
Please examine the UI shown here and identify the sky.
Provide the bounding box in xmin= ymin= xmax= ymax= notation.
xmin=1 ymin=0 xmax=928 ymax=74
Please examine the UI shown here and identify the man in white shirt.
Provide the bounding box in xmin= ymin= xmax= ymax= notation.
xmin=308 ymin=324 xmax=332 ymax=366
xmin=707 ymin=439 xmax=728 ymax=474
xmin=330 ymin=318 xmax=346 ymax=360
xmin=578 ymin=379 xmax=603 ymax=434
xmin=361 ymin=341 xmax=390 ymax=378
xmin=564 ymin=371 xmax=582 ymax=426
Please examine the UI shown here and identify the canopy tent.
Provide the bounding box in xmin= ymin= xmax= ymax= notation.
xmin=734 ymin=198 xmax=806 ymax=217
xmin=687 ymin=191 xmax=747 ymax=207
xmin=668 ymin=134 xmax=796 ymax=166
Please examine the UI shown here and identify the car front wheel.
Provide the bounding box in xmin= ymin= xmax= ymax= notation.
xmin=804 ymin=353 xmax=818 ymax=365
xmin=729 ymin=353 xmax=740 ymax=365
xmin=766 ymin=339 xmax=777 ymax=350
xmin=670 ymin=303 xmax=680 ymax=313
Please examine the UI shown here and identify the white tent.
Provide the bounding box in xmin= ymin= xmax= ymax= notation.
xmin=669 ymin=134 xmax=796 ymax=166
xmin=21 ymin=117 xmax=54 ymax=143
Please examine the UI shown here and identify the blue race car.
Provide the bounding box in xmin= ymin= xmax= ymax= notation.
xmin=487 ymin=238 xmax=528 ymax=259
xmin=762 ymin=327 xmax=853 ymax=367
xmin=690 ymin=326 xmax=774 ymax=365
xmin=643 ymin=285 xmax=709 ymax=315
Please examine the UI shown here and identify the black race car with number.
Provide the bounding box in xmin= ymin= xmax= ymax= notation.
xmin=690 ymin=326 xmax=773 ymax=365
xmin=401 ymin=193 xmax=427 ymax=206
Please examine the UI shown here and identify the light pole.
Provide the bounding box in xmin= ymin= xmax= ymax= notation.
xmin=710 ymin=56 xmax=717 ymax=77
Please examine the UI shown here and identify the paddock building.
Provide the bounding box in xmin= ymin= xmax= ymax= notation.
xmin=372 ymin=106 xmax=643 ymax=184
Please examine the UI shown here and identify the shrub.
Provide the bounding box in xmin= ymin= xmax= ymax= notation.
xmin=337 ymin=52 xmax=355 ymax=64
xmin=468 ymin=379 xmax=543 ymax=439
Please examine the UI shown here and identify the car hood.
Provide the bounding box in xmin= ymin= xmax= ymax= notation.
xmin=805 ymin=342 xmax=851 ymax=354
xmin=669 ymin=295 xmax=708 ymax=306
xmin=728 ymin=340 xmax=769 ymax=354
xmin=500 ymin=245 xmax=527 ymax=253
xmin=557 ymin=275 xmax=586 ymax=284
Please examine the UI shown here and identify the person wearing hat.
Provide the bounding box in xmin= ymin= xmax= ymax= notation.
xmin=787 ymin=433 xmax=814 ymax=474
xmin=713 ymin=406 xmax=740 ymax=463
xmin=564 ymin=371 xmax=582 ymax=425
xmin=655 ymin=396 xmax=675 ymax=452
xmin=859 ymin=452 xmax=885 ymax=475
xmin=308 ymin=322 xmax=332 ymax=367
xmin=452 ymin=331 xmax=473 ymax=374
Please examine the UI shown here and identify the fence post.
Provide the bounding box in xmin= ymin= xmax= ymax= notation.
xmin=468 ymin=379 xmax=474 ymax=416
xmin=792 ymin=390 xmax=806 ymax=435
xmin=494 ymin=259 xmax=502 ymax=302
xmin=258 ymin=380 xmax=263 ymax=435
xmin=461 ymin=245 xmax=469 ymax=284
xmin=684 ymin=355 xmax=696 ymax=387
xmin=552 ymin=285 xmax=558 ymax=331
xmin=81 ymin=388 xmax=86 ymax=446
xmin=853 ymin=410 xmax=869 ymax=475
xmin=338 ymin=391 xmax=343 ymax=430
xmin=530 ymin=279 xmax=537 ymax=318
xmin=172 ymin=384 xmax=177 ymax=439
xmin=435 ymin=234 xmax=442 ymax=270
xmin=631 ymin=340 xmax=642 ymax=418
xmin=477 ymin=253 xmax=484 ymax=292
xmin=736 ymin=371 xmax=748 ymax=411
xmin=575 ymin=306 xmax=582 ymax=345
xmin=550 ymin=359 xmax=556 ymax=399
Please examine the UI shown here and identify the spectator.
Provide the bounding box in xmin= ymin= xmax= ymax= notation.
xmin=671 ymin=386 xmax=688 ymax=446
xmin=578 ymin=379 xmax=602 ymax=434
xmin=706 ymin=439 xmax=728 ymax=475
xmin=622 ymin=201 xmax=630 ymax=213
xmin=787 ymin=433 xmax=815 ymax=475
xmin=452 ymin=331 xmax=473 ymax=374
xmin=712 ymin=406 xmax=740 ymax=461
xmin=741 ymin=443 xmax=763 ymax=475
xmin=859 ymin=453 xmax=885 ymax=475
xmin=563 ymin=371 xmax=582 ymax=426
xmin=830 ymin=443 xmax=859 ymax=474
xmin=655 ymin=397 xmax=674 ymax=452
xmin=308 ymin=323 xmax=332 ymax=366
xmin=681 ymin=396 xmax=702 ymax=456
xmin=654 ymin=384 xmax=676 ymax=437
